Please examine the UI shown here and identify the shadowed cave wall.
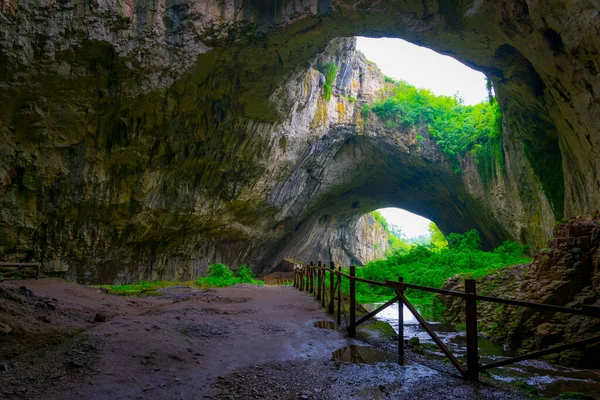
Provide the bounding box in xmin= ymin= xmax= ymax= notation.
xmin=1 ymin=1 xmax=598 ymax=282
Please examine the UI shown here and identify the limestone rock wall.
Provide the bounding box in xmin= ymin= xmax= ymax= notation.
xmin=0 ymin=1 xmax=598 ymax=283
xmin=441 ymin=212 xmax=600 ymax=366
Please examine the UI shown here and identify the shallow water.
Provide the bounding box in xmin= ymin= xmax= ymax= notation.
xmin=364 ymin=302 xmax=600 ymax=398
xmin=332 ymin=345 xmax=399 ymax=364
xmin=313 ymin=320 xmax=337 ymax=330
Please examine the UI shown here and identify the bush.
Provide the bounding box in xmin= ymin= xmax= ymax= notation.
xmin=197 ymin=263 xmax=263 ymax=287
xmin=335 ymin=230 xmax=531 ymax=310
xmin=235 ymin=264 xmax=255 ymax=283
xmin=370 ymin=80 xmax=504 ymax=176
xmin=447 ymin=229 xmax=481 ymax=251
xmin=317 ymin=62 xmax=339 ymax=101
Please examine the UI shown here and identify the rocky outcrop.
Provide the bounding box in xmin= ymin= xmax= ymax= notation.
xmin=299 ymin=213 xmax=389 ymax=268
xmin=441 ymin=212 xmax=600 ymax=366
xmin=0 ymin=1 xmax=598 ymax=282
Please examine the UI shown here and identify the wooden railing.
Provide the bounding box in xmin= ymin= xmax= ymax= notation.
xmin=0 ymin=262 xmax=40 ymax=280
xmin=293 ymin=262 xmax=600 ymax=381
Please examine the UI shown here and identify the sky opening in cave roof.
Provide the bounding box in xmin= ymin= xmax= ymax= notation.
xmin=356 ymin=37 xmax=489 ymax=105
xmin=358 ymin=37 xmax=489 ymax=237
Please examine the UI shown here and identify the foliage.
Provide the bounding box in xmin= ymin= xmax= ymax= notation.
xmin=370 ymin=80 xmax=504 ymax=176
xmin=196 ymin=263 xmax=263 ymax=287
xmin=317 ymin=62 xmax=339 ymax=101
xmin=338 ymin=229 xmax=531 ymax=309
xmin=98 ymin=264 xmax=263 ymax=295
xmin=428 ymin=222 xmax=448 ymax=249
xmin=446 ymin=229 xmax=481 ymax=251
xmin=370 ymin=211 xmax=412 ymax=252
xmin=371 ymin=211 xmax=389 ymax=231
xmin=347 ymin=95 xmax=357 ymax=103
xmin=97 ymin=280 xmax=183 ymax=296
xmin=360 ymin=104 xmax=370 ymax=119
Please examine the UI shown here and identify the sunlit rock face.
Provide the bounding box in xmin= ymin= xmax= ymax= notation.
xmin=0 ymin=1 xmax=598 ymax=282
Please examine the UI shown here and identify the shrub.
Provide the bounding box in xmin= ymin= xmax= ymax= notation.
xmin=317 ymin=62 xmax=339 ymax=101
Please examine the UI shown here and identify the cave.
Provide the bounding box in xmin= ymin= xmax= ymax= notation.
xmin=1 ymin=1 xmax=600 ymax=397
xmin=0 ymin=1 xmax=598 ymax=283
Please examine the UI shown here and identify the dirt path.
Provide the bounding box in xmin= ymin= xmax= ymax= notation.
xmin=1 ymin=279 xmax=530 ymax=399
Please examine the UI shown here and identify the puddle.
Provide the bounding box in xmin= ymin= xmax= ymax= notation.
xmin=332 ymin=345 xmax=399 ymax=364
xmin=364 ymin=302 xmax=600 ymax=398
xmin=313 ymin=321 xmax=337 ymax=330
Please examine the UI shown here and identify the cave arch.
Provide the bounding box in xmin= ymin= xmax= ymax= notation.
xmin=0 ymin=0 xmax=597 ymax=281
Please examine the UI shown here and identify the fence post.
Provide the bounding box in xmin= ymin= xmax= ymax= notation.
xmin=337 ymin=265 xmax=342 ymax=326
xmin=305 ymin=265 xmax=309 ymax=292
xmin=398 ymin=276 xmax=404 ymax=364
xmin=465 ymin=279 xmax=479 ymax=381
xmin=316 ymin=262 xmax=321 ymax=301
xmin=307 ymin=262 xmax=312 ymax=294
xmin=348 ymin=266 xmax=356 ymax=337
xmin=329 ymin=262 xmax=335 ymax=314
xmin=321 ymin=261 xmax=326 ymax=307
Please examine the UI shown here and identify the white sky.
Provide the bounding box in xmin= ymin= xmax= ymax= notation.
xmin=379 ymin=208 xmax=431 ymax=238
xmin=358 ymin=37 xmax=487 ymax=237
xmin=356 ymin=37 xmax=489 ymax=105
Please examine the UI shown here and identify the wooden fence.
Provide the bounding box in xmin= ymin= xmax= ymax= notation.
xmin=0 ymin=262 xmax=40 ymax=280
xmin=263 ymin=271 xmax=294 ymax=285
xmin=293 ymin=261 xmax=600 ymax=381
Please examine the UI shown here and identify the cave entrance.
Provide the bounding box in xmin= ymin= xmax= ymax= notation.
xmin=371 ymin=207 xmax=434 ymax=250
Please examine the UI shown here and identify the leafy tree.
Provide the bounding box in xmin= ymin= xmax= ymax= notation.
xmin=446 ymin=229 xmax=481 ymax=251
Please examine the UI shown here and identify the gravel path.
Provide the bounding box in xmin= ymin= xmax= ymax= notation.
xmin=0 ymin=280 xmax=531 ymax=399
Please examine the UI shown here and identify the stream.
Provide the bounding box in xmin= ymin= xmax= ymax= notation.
xmin=363 ymin=303 xmax=600 ymax=398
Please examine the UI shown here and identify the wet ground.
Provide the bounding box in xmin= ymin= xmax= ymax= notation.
xmin=1 ymin=279 xmax=534 ymax=399
xmin=364 ymin=302 xmax=600 ymax=398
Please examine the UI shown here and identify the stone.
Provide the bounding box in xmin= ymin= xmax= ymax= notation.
xmin=0 ymin=322 xmax=12 ymax=334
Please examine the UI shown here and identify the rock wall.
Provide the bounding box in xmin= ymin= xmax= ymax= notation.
xmin=0 ymin=1 xmax=598 ymax=283
xmin=441 ymin=212 xmax=600 ymax=366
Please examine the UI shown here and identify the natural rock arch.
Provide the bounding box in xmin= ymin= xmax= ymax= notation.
xmin=0 ymin=1 xmax=598 ymax=281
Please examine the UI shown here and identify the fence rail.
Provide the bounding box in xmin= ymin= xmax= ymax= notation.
xmin=293 ymin=262 xmax=600 ymax=381
xmin=0 ymin=262 xmax=40 ymax=280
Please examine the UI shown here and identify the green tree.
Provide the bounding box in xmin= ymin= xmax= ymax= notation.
xmin=428 ymin=222 xmax=448 ymax=249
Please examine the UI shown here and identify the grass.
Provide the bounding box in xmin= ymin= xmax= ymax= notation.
xmin=317 ymin=230 xmax=530 ymax=315
xmin=97 ymin=263 xmax=264 ymax=296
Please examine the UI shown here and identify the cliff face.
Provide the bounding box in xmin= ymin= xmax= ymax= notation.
xmin=0 ymin=1 xmax=598 ymax=283
xmin=441 ymin=212 xmax=600 ymax=366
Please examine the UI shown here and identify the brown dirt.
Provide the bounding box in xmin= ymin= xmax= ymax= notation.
xmin=0 ymin=279 xmax=530 ymax=399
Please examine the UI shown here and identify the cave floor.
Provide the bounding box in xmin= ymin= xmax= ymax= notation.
xmin=0 ymin=279 xmax=530 ymax=399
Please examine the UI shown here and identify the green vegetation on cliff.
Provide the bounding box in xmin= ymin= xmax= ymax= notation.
xmin=317 ymin=62 xmax=339 ymax=101
xmin=367 ymin=79 xmax=504 ymax=177
xmin=98 ymin=263 xmax=262 ymax=295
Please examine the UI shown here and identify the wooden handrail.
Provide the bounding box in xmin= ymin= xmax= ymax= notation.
xmin=299 ymin=264 xmax=600 ymax=318
xmin=294 ymin=260 xmax=600 ymax=383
